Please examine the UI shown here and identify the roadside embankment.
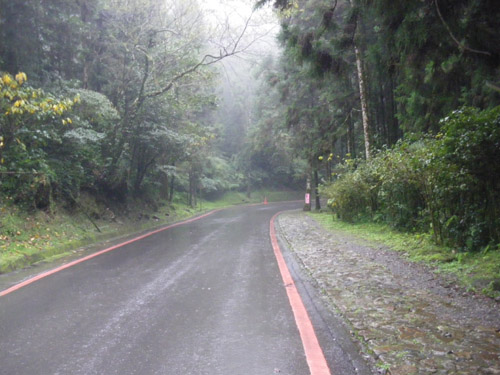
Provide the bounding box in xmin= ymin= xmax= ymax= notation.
xmin=0 ymin=189 xmax=301 ymax=274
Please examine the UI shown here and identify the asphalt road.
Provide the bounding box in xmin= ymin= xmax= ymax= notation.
xmin=0 ymin=202 xmax=371 ymax=375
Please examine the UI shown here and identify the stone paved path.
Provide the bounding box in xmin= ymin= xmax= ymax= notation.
xmin=277 ymin=211 xmax=500 ymax=375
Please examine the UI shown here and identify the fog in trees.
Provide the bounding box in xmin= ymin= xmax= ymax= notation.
xmin=1 ymin=0 xmax=499 ymax=251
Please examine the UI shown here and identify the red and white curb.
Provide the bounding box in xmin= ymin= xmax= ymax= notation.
xmin=0 ymin=210 xmax=219 ymax=298
xmin=270 ymin=212 xmax=331 ymax=375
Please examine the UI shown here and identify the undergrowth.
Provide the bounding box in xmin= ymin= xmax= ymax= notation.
xmin=0 ymin=189 xmax=299 ymax=274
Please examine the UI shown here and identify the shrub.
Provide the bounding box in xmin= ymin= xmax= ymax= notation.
xmin=321 ymin=161 xmax=379 ymax=222
xmin=375 ymin=141 xmax=431 ymax=231
xmin=432 ymin=106 xmax=500 ymax=250
xmin=321 ymin=106 xmax=500 ymax=252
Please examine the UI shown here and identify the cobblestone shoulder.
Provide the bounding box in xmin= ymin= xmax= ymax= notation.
xmin=276 ymin=211 xmax=500 ymax=375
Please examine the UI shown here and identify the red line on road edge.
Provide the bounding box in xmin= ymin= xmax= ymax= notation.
xmin=0 ymin=210 xmax=220 ymax=298
xmin=270 ymin=212 xmax=331 ymax=375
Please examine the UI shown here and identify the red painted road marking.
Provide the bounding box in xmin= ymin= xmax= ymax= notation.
xmin=0 ymin=210 xmax=220 ymax=298
xmin=270 ymin=212 xmax=331 ymax=375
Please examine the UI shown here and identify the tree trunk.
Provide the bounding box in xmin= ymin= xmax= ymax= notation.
xmin=79 ymin=1 xmax=91 ymax=89
xmin=387 ymin=72 xmax=400 ymax=145
xmin=347 ymin=0 xmax=373 ymax=160
xmin=188 ymin=170 xmax=197 ymax=207
xmin=314 ymin=169 xmax=321 ymax=210
xmin=82 ymin=62 xmax=89 ymax=90
xmin=378 ymin=85 xmax=388 ymax=145
xmin=169 ymin=175 xmax=175 ymax=202
xmin=160 ymin=173 xmax=169 ymax=200
xmin=347 ymin=110 xmax=355 ymax=158
xmin=246 ymin=178 xmax=252 ymax=198
xmin=354 ymin=43 xmax=372 ymax=160
xmin=188 ymin=171 xmax=193 ymax=207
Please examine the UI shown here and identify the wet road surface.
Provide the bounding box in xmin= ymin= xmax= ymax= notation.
xmin=0 ymin=202 xmax=370 ymax=374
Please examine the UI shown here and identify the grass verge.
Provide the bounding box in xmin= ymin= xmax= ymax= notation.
xmin=307 ymin=211 xmax=500 ymax=299
xmin=0 ymin=189 xmax=300 ymax=274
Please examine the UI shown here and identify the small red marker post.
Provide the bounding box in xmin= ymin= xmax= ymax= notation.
xmin=304 ymin=177 xmax=311 ymax=211
xmin=264 ymin=196 xmax=268 ymax=205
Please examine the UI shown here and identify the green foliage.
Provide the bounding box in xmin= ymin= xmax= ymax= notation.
xmin=0 ymin=72 xmax=79 ymax=207
xmin=265 ymin=0 xmax=500 ymax=165
xmin=372 ymin=141 xmax=432 ymax=231
xmin=373 ymin=0 xmax=500 ymax=133
xmin=431 ymin=106 xmax=500 ymax=250
xmin=321 ymin=161 xmax=375 ymax=222
xmin=55 ymin=89 xmax=118 ymax=197
xmin=1 ymin=0 xmax=499 ymax=244
xmin=321 ymin=106 xmax=500 ymax=252
xmin=200 ymin=156 xmax=241 ymax=196
xmin=0 ymin=0 xmax=246 ymax=211
xmin=235 ymin=56 xmax=309 ymax=190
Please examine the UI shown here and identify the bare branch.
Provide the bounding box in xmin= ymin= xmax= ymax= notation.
xmin=0 ymin=171 xmax=44 ymax=175
xmin=486 ymin=81 xmax=500 ymax=93
xmin=230 ymin=8 xmax=255 ymax=54
xmin=133 ymin=44 xmax=151 ymax=111
xmin=141 ymin=10 xmax=257 ymax=101
xmin=153 ymin=28 xmax=181 ymax=37
xmin=434 ymin=0 xmax=491 ymax=57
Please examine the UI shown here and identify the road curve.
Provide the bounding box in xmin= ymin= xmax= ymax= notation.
xmin=0 ymin=202 xmax=369 ymax=375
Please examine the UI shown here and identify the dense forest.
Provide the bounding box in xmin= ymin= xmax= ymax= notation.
xmin=1 ymin=0 xmax=499 ymax=253
xmin=0 ymin=0 xmax=286 ymax=212
xmin=251 ymin=0 xmax=500 ymax=252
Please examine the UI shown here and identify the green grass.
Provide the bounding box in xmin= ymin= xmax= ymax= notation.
xmin=307 ymin=212 xmax=500 ymax=298
xmin=0 ymin=199 xmax=203 ymax=273
xmin=0 ymin=189 xmax=301 ymax=274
